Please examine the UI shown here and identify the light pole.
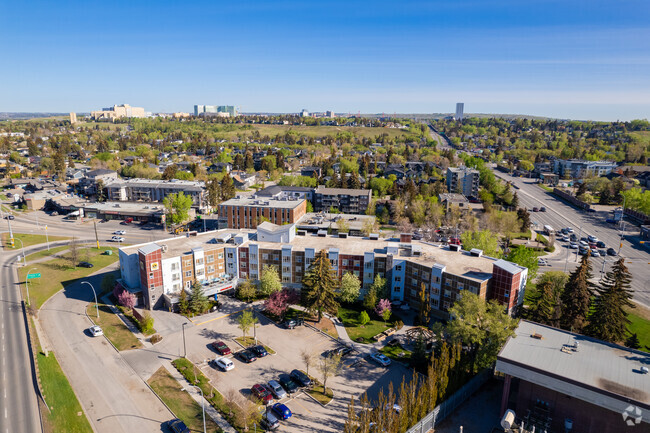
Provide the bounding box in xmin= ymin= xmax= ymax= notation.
xmin=182 ymin=322 xmax=188 ymax=358
xmin=45 ymin=225 xmax=50 ymax=251
xmin=182 ymin=385 xmax=206 ymax=433
xmin=600 ymin=259 xmax=608 ymax=281
xmin=575 ymin=226 xmax=582 ymax=262
xmin=81 ymin=281 xmax=99 ymax=319
xmin=15 ymin=237 xmax=26 ymax=266
xmin=25 ymin=267 xmax=38 ymax=305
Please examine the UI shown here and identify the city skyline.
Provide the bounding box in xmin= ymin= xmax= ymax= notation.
xmin=1 ymin=0 xmax=649 ymax=121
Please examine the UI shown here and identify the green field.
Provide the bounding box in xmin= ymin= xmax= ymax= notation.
xmin=203 ymin=124 xmax=416 ymax=141
xmin=627 ymin=307 xmax=650 ymax=351
xmin=148 ymin=367 xmax=221 ymax=433
xmin=18 ymin=246 xmax=119 ymax=308
xmin=629 ymin=131 xmax=650 ymax=145
xmin=87 ymin=304 xmax=143 ymax=351
xmin=2 ymin=233 xmax=70 ymax=249
xmin=337 ymin=305 xmax=393 ymax=343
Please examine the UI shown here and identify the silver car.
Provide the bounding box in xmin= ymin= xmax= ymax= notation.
xmin=267 ymin=380 xmax=287 ymax=399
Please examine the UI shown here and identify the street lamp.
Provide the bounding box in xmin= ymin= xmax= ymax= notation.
xmin=81 ymin=281 xmax=99 ymax=319
xmin=25 ymin=267 xmax=38 ymax=305
xmin=15 ymin=237 xmax=26 ymax=266
xmin=182 ymin=322 xmax=188 ymax=358
xmin=182 ymin=385 xmax=206 ymax=433
xmin=600 ymin=259 xmax=609 ymax=281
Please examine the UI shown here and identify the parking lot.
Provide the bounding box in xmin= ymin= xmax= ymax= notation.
xmin=180 ymin=301 xmax=414 ymax=432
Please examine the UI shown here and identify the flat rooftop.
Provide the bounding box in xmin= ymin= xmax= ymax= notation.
xmin=497 ymin=320 xmax=650 ymax=408
xmin=220 ymin=196 xmax=305 ymax=209
xmin=84 ymin=201 xmax=165 ymax=215
xmin=105 ymin=178 xmax=204 ymax=191
xmin=314 ymin=186 xmax=371 ymax=196
xmin=296 ymin=213 xmax=376 ymax=231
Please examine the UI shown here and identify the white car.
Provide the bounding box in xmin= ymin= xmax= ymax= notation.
xmin=111 ymin=236 xmax=125 ymax=242
xmin=113 ymin=230 xmax=126 ymax=235
xmin=267 ymin=380 xmax=287 ymax=399
xmin=88 ymin=325 xmax=103 ymax=337
xmin=370 ymin=352 xmax=391 ymax=367
xmin=569 ymin=243 xmax=579 ymax=249
xmin=566 ymin=227 xmax=574 ymax=233
xmin=591 ymin=250 xmax=600 ymax=257
xmin=213 ymin=357 xmax=234 ymax=371
xmin=537 ymin=259 xmax=548 ymax=266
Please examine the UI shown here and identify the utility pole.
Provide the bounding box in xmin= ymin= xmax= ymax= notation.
xmin=93 ymin=221 xmax=100 ymax=249
xmin=45 ymin=225 xmax=49 ymax=251
xmin=7 ymin=216 xmax=14 ymax=247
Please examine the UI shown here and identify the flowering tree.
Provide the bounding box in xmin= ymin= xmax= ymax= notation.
xmin=375 ymin=299 xmax=392 ymax=323
xmin=264 ymin=288 xmax=300 ymax=319
xmin=118 ymin=290 xmax=136 ymax=310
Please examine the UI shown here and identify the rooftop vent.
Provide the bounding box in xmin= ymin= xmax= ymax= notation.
xmin=531 ymin=333 xmax=543 ymax=340
xmin=161 ymin=244 xmax=168 ymax=253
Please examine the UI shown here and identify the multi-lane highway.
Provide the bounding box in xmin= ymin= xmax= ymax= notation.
xmin=493 ymin=170 xmax=650 ymax=307
xmin=0 ymin=247 xmax=42 ymax=433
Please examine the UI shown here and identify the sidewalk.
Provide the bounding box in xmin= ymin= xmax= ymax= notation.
xmin=162 ymin=360 xmax=237 ymax=433
xmin=101 ymin=294 xmax=153 ymax=348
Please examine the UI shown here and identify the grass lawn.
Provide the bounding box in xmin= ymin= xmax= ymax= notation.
xmin=2 ymin=232 xmax=69 ymax=249
xmin=148 ymin=367 xmax=221 ymax=433
xmin=18 ymin=246 xmax=119 ymax=308
xmin=210 ymin=124 xmax=416 ymax=141
xmin=538 ymin=184 xmax=553 ymax=192
xmin=338 ymin=305 xmax=393 ymax=343
xmin=234 ymin=336 xmax=276 ymax=354
xmin=306 ymin=383 xmax=334 ymax=405
xmin=380 ymin=344 xmax=413 ymax=363
xmin=25 ymin=245 xmax=69 ymax=261
xmin=87 ymin=304 xmax=143 ymax=351
xmin=626 ymin=304 xmax=650 ymax=351
xmin=37 ymin=344 xmax=93 ymax=433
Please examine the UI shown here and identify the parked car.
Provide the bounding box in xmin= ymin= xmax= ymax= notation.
xmin=532 ymin=207 xmax=539 ymax=212
xmin=290 ymin=369 xmax=312 ymax=387
xmin=267 ymin=380 xmax=287 ymax=399
xmin=260 ymin=411 xmax=280 ymax=431
xmin=570 ymin=234 xmax=578 ymax=242
xmin=238 ymin=349 xmax=257 ymax=363
xmin=579 ymin=240 xmax=588 ymax=247
xmin=111 ymin=236 xmax=125 ymax=242
xmin=251 ymin=345 xmax=268 ymax=358
xmin=5 ymin=215 xmax=14 ymax=220
xmin=605 ymin=218 xmax=617 ymax=224
xmin=251 ymin=384 xmax=273 ymax=404
xmin=213 ymin=357 xmax=234 ymax=371
xmin=369 ymin=352 xmax=391 ymax=367
xmin=326 ymin=346 xmax=353 ymax=358
xmin=78 ymin=261 xmax=94 ymax=268
xmin=587 ymin=235 xmax=598 ymax=243
xmin=278 ymin=373 xmax=299 ymax=394
xmin=599 ymin=250 xmax=608 ymax=256
xmin=596 ymin=241 xmax=606 ymax=248
xmin=569 ymin=242 xmax=579 ymax=249
xmin=537 ymin=258 xmax=548 ymax=266
xmin=271 ymin=403 xmax=292 ymax=420
xmin=539 ymin=207 xmax=546 ymax=212
xmin=51 ymin=211 xmax=58 ymax=216
xmin=113 ymin=230 xmax=126 ymax=235
xmin=560 ymin=228 xmax=568 ymax=234
xmin=168 ymin=419 xmax=190 ymax=433
xmin=591 ymin=250 xmax=600 ymax=257
xmin=561 ymin=235 xmax=570 ymax=242
xmin=607 ymin=248 xmax=618 ymax=256
xmin=566 ymin=227 xmax=574 ymax=233
xmin=88 ymin=325 xmax=103 ymax=337
xmin=211 ymin=340 xmax=232 ymax=355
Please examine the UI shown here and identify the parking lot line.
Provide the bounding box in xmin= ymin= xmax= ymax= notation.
xmin=194 ymin=309 xmax=246 ymax=326
xmin=292 ymin=394 xmax=312 ymax=414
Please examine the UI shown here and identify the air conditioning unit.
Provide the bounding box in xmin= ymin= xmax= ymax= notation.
xmin=161 ymin=244 xmax=168 ymax=253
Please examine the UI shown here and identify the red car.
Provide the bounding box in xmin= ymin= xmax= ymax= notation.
xmin=251 ymin=384 xmax=273 ymax=404
xmin=211 ymin=341 xmax=231 ymax=356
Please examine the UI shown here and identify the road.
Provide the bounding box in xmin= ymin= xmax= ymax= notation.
xmin=0 ymin=248 xmax=42 ymax=433
xmin=494 ymin=170 xmax=650 ymax=307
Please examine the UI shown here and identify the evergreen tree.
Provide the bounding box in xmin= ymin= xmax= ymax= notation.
xmin=189 ymin=282 xmax=210 ymax=315
xmin=363 ymin=284 xmax=378 ymax=311
xmin=560 ymin=253 xmax=593 ymax=333
xmin=528 ymin=279 xmax=555 ymax=325
xmin=585 ymin=258 xmax=634 ymax=343
xmin=626 ymin=333 xmax=641 ymax=350
xmin=178 ymin=290 xmax=189 ymax=315
xmin=302 ymin=250 xmax=340 ymax=321
xmin=417 ymin=283 xmax=431 ymax=327
xmin=220 ymin=175 xmax=236 ymax=200
xmin=206 ymin=177 xmax=221 ymax=207
xmin=511 ymin=191 xmax=519 ymax=209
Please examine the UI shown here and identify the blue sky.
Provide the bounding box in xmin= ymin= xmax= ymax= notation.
xmin=1 ymin=0 xmax=649 ymax=120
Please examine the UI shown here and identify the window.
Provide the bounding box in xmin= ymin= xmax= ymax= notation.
xmin=196 ymin=269 xmax=204 ymax=276
xmin=295 ymin=276 xmax=302 ymax=283
xmin=185 ymin=271 xmax=192 ymax=277
xmin=273 ymin=254 xmax=280 ymax=260
xmin=432 ymin=299 xmax=439 ymax=307
xmin=171 ymin=263 xmax=179 ymax=271
xmin=354 ymin=260 xmax=360 ymax=267
xmin=365 ymin=262 xmax=373 ymax=269
xmin=282 ymin=266 xmax=290 ymax=273
xmin=184 ymin=259 xmax=192 ymax=267
xmin=413 ymin=269 xmax=419 ymax=276
xmin=353 ymin=270 xmax=360 ymax=277
xmin=241 ymin=271 xmax=248 ymax=278
xmin=282 ymin=276 xmax=291 ymax=283
xmin=395 ymin=265 xmax=402 ymax=271
xmin=218 ymin=252 xmax=224 ymax=259
xmin=240 ymin=251 xmax=247 ymax=258
xmin=432 ymin=287 xmax=440 ymax=295
xmin=443 ymin=301 xmax=450 ymax=310
xmin=227 ymin=253 xmax=234 ymax=259
xmin=249 ymin=254 xmax=257 ymax=261
xmin=394 ymin=286 xmax=401 ymax=292
xmin=196 ymin=258 xmax=204 ymax=265
xmin=262 ymin=253 xmax=269 ymax=260
xmin=411 ymin=278 xmax=418 ymax=286
xmin=395 ymin=276 xmax=401 ymax=282
xmin=207 ymin=255 xmax=214 ymax=263
xmin=434 ymin=276 xmax=440 ymax=283
xmin=172 ymin=273 xmax=180 ymax=281
xmin=185 ymin=281 xmax=191 ymax=289
xmin=342 ymin=259 xmax=348 ymax=266
xmin=149 ymin=272 xmax=154 ymax=280
xmin=296 ymin=256 xmax=302 ymax=263
xmin=458 ymin=283 xmax=464 ymax=291
xmin=173 ymin=283 xmax=180 ymax=291
xmin=207 ymin=266 xmax=215 ymax=273
xmin=330 ymin=259 xmax=336 ymax=266
xmin=283 ymin=255 xmax=290 ymax=262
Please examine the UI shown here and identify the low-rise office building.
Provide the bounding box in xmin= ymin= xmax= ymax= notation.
xmin=313 ymin=186 xmax=372 ymax=214
xmin=118 ymin=225 xmax=527 ymax=316
xmin=497 ymin=320 xmax=649 ymax=433
xmin=553 ymin=159 xmax=618 ymax=178
xmin=217 ymin=196 xmax=307 ymax=229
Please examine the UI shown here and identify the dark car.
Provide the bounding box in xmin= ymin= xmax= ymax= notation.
xmin=251 ymin=345 xmax=268 ymax=357
xmin=532 ymin=207 xmax=539 ymax=212
xmin=569 ymin=234 xmax=578 ymax=241
xmin=211 ymin=340 xmax=232 ymax=356
xmin=238 ymin=349 xmax=258 ymax=363
xmin=326 ymin=346 xmax=353 ymax=358
xmin=283 ymin=319 xmax=297 ymax=329
xmin=596 ymin=241 xmax=606 ymax=248
xmin=605 ymin=218 xmax=617 ymax=224
xmin=251 ymin=383 xmax=273 ymax=404
xmin=278 ymin=373 xmax=299 ymax=394
xmin=271 ymin=403 xmax=292 ymax=420
xmin=5 ymin=215 xmax=14 ymax=220
xmin=539 ymin=207 xmax=546 ymax=212
xmin=607 ymin=248 xmax=618 ymax=256
xmin=78 ymin=261 xmax=94 ymax=268
xmin=290 ymin=369 xmax=312 ymax=387
xmin=168 ymin=419 xmax=190 ymax=433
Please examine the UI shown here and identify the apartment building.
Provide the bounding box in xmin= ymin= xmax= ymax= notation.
xmin=218 ymin=196 xmax=307 ymax=229
xmin=553 ymin=159 xmax=618 ymax=179
xmin=446 ymin=167 xmax=480 ymax=199
xmin=313 ymin=186 xmax=372 ymax=214
xmin=119 ymin=225 xmax=527 ymax=317
xmin=194 ymin=105 xmax=237 ymax=117
xmin=104 ymin=178 xmax=206 ymax=209
xmin=91 ymin=104 xmax=146 ymax=120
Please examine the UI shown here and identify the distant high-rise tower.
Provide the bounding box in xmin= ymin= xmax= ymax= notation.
xmin=69 ymin=112 xmax=77 ymax=124
xmin=455 ymin=103 xmax=464 ymax=121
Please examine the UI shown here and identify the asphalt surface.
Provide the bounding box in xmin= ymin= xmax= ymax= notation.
xmin=493 ymin=170 xmax=650 ymax=307
xmin=0 ymin=248 xmax=41 ymax=433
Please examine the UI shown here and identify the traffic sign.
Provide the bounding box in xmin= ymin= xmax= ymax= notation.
xmin=27 ymin=273 xmax=41 ymax=279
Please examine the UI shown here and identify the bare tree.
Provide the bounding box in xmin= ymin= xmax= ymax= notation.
xmin=69 ymin=237 xmax=79 ymax=267
xmin=318 ymin=353 xmax=342 ymax=392
xmin=300 ymin=349 xmax=314 ymax=376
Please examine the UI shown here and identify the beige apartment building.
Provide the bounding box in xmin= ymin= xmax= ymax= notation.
xmin=91 ymin=104 xmax=146 ymax=121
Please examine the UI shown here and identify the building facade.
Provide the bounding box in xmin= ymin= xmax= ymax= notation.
xmin=119 ymin=226 xmax=527 ymax=316
xmin=104 ymin=178 xmax=206 ymax=209
xmin=553 ymin=159 xmax=618 ymax=178
xmin=194 ymin=105 xmax=237 ymax=117
xmin=218 ymin=196 xmax=307 ymax=229
xmin=446 ymin=167 xmax=480 ymax=199
xmin=313 ymin=186 xmax=372 ymax=214
xmin=455 ymin=102 xmax=464 ymax=121
xmin=91 ymin=104 xmax=146 ymax=120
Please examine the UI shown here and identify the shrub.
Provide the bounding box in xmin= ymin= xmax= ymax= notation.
xmin=138 ymin=311 xmax=155 ymax=334
xmin=394 ymin=319 xmax=404 ymax=330
xmin=150 ymin=334 xmax=162 ymax=344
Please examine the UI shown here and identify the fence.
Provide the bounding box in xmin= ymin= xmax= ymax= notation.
xmin=405 ymin=368 xmax=493 ymax=433
xmin=552 ymin=188 xmax=592 ymax=211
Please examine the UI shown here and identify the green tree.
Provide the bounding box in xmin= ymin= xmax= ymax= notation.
xmin=237 ymin=310 xmax=258 ymax=338
xmin=339 ymin=272 xmax=361 ymax=304
xmin=363 ymin=285 xmax=378 ymax=311
xmin=370 ymin=274 xmax=387 ymax=299
xmin=302 ymin=250 xmax=340 ymax=321
xmin=220 ymin=175 xmax=236 ymax=200
xmin=527 ymin=279 xmax=555 ymax=325
xmin=560 ymin=253 xmax=593 ymax=333
xmin=163 ymin=191 xmax=193 ymax=225
xmin=206 ymin=177 xmax=221 ymax=207
xmin=460 ymin=230 xmax=500 ymax=257
xmin=447 ymin=292 xmax=517 ymax=371
xmin=506 ymin=246 xmax=539 ymax=282
xmin=178 ymin=290 xmax=189 ymax=315
xmin=585 ymin=258 xmax=634 ymax=343
xmin=336 ymin=218 xmax=350 ymax=234
xmin=626 ymin=333 xmax=641 ymax=350
xmin=237 ymin=279 xmax=256 ymax=303
xmin=189 ymin=282 xmax=210 ymax=315
xmin=259 ymin=265 xmax=282 ymax=295
xmin=417 ymin=283 xmax=431 ymax=327
xmin=359 ymin=310 xmax=370 ymax=327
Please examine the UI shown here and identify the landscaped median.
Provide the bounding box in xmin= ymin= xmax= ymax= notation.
xmin=1 ymin=232 xmax=69 ymax=249
xmin=301 ymin=371 xmax=334 ymax=406
xmin=86 ymin=303 xmax=143 ymax=351
xmin=337 ymin=305 xmax=399 ymax=344
xmin=233 ymin=336 xmax=276 ymax=355
xmin=148 ymin=367 xmax=221 ymax=433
